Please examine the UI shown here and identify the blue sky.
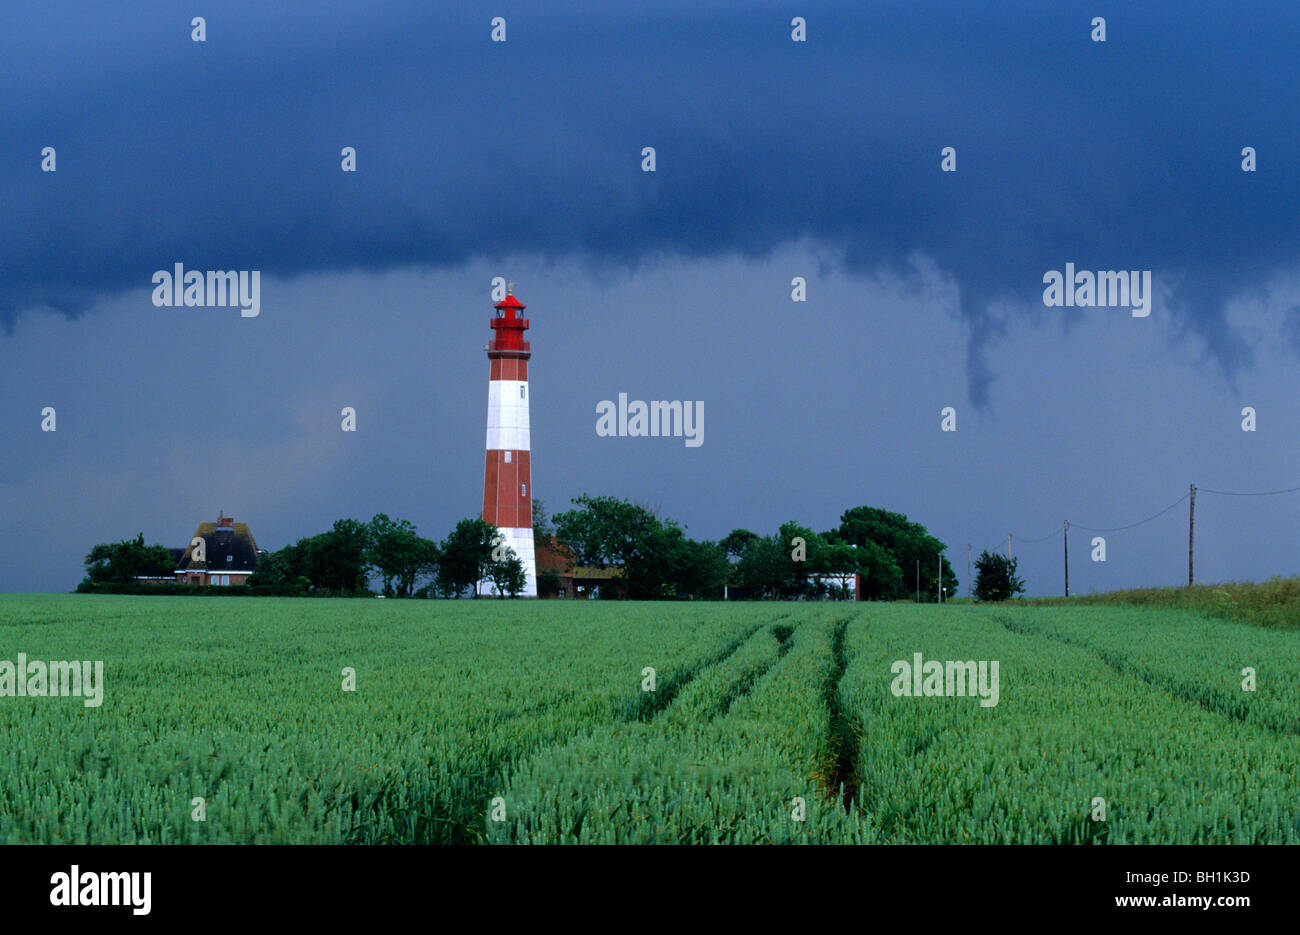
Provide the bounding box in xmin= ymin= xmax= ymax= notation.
xmin=2 ymin=0 xmax=1298 ymax=594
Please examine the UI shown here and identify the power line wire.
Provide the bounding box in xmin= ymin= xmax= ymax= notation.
xmin=1014 ymin=527 xmax=1062 ymax=543
xmin=1198 ymin=484 xmax=1300 ymax=497
xmin=970 ymin=480 xmax=1300 ymax=593
xmin=984 ymin=482 xmax=1300 ymax=548
xmin=1065 ymin=492 xmax=1190 ymax=533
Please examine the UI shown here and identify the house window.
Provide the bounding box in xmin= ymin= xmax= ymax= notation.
xmin=222 ymin=575 xmax=230 ymax=586
xmin=504 ymin=451 xmax=511 ymax=463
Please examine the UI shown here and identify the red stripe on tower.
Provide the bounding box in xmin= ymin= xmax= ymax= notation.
xmin=481 ymin=285 xmax=536 ymax=596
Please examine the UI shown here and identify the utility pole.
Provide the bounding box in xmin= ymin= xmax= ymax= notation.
xmin=916 ymin=560 xmax=920 ymax=603
xmin=967 ymin=544 xmax=971 ymax=599
xmin=937 ymin=552 xmax=943 ymax=603
xmin=1006 ymin=533 xmax=1012 ymax=561
xmin=1188 ymin=483 xmax=1196 ymax=586
xmin=1063 ymin=520 xmax=1069 ymax=597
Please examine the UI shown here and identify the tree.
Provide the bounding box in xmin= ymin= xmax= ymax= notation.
xmin=433 ymin=571 xmax=463 ymax=600
xmin=485 ymin=543 xmax=527 ymax=598
xmin=778 ymin=521 xmax=826 ymax=598
xmin=845 ymin=538 xmax=901 ymax=600
xmin=625 ymin=521 xmax=685 ymax=599
xmin=758 ymin=521 xmax=864 ymax=599
xmin=246 ymin=519 xmax=374 ymax=595
xmin=835 ymin=505 xmax=957 ymax=601
xmin=553 ymin=495 xmax=663 ymax=599
xmin=735 ymin=534 xmax=803 ymax=599
xmin=438 ymin=518 xmax=498 ymax=598
xmin=553 ymin=495 xmax=660 ymax=568
xmin=302 ymin=519 xmax=373 ymax=594
xmin=82 ymin=533 xmax=174 ymax=585
xmin=816 ymin=540 xmax=860 ymax=576
xmin=367 ymin=513 xmax=439 ymax=598
xmin=719 ymin=528 xmax=759 ymax=560
xmin=974 ymin=550 xmax=1025 ymax=602
xmin=246 ymin=542 xmax=310 ymax=593
xmin=778 ymin=521 xmax=863 ymax=590
xmin=670 ymin=538 xmax=730 ymax=599
xmin=552 ymin=495 xmax=727 ymax=599
xmin=532 ymin=500 xmax=554 ymax=542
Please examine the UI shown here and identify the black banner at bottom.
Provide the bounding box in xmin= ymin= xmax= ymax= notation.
xmin=0 ymin=844 xmax=1277 ymax=923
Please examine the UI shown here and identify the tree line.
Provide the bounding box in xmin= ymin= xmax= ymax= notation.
xmin=552 ymin=497 xmax=962 ymax=600
xmin=78 ymin=513 xmax=527 ymax=598
xmin=77 ymin=497 xmax=1029 ymax=600
xmin=550 ymin=498 xmax=1024 ymax=600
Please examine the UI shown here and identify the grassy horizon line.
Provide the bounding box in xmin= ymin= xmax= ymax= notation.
xmin=1020 ymin=576 xmax=1300 ymax=630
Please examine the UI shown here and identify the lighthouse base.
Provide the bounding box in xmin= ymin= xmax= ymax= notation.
xmin=478 ymin=526 xmax=537 ymax=598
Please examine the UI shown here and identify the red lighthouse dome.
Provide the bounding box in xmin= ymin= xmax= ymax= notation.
xmin=489 ymin=292 xmax=530 ymax=356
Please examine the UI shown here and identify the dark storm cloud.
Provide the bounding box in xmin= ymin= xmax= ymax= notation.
xmin=2 ymin=0 xmax=1297 ymax=404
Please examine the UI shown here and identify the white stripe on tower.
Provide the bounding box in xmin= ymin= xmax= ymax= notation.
xmin=485 ymin=380 xmax=530 ymax=451
xmin=493 ymin=526 xmax=536 ymax=598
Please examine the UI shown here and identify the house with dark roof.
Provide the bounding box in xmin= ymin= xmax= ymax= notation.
xmin=173 ymin=512 xmax=262 ymax=586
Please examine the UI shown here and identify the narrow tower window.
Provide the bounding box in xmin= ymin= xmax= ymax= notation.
xmin=520 ymin=386 xmax=526 ymax=399
xmin=504 ymin=451 xmax=511 ymax=463
xmin=521 ymin=483 xmax=527 ymax=497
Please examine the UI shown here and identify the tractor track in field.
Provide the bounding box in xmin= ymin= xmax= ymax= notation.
xmin=710 ymin=620 xmax=795 ymax=721
xmin=560 ymin=621 xmax=800 ymax=844
xmin=347 ymin=614 xmax=813 ymax=843
xmin=359 ymin=620 xmax=780 ymax=844
xmin=823 ymin=617 xmax=862 ymax=814
xmin=997 ymin=614 xmax=1300 ymax=737
xmin=629 ymin=619 xmax=774 ymax=723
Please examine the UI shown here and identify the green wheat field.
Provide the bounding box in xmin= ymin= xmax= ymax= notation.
xmin=1 ymin=595 xmax=1297 ymax=844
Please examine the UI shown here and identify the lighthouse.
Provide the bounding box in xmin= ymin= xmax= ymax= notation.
xmin=481 ymin=285 xmax=537 ymax=596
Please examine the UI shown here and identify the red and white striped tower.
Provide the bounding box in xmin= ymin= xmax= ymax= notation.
xmin=481 ymin=285 xmax=536 ymax=596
